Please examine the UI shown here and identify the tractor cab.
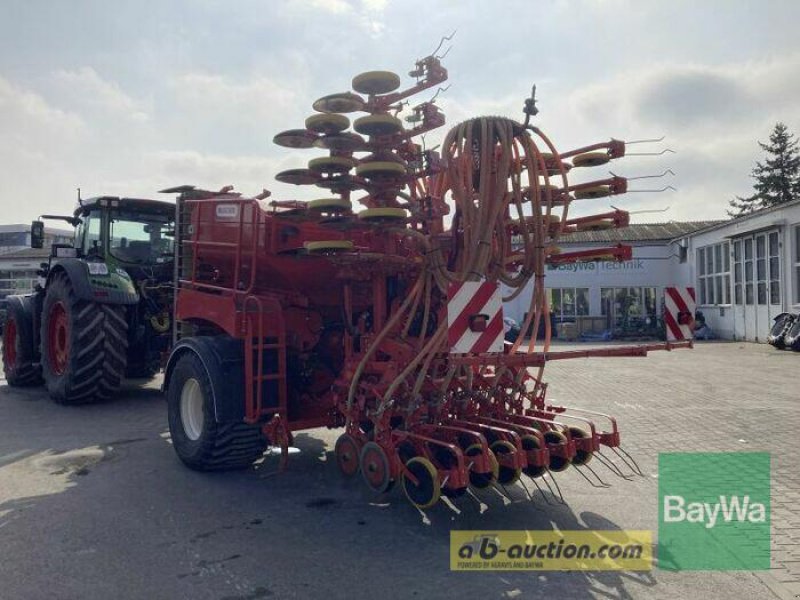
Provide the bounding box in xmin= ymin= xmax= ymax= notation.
xmin=72 ymin=197 xmax=176 ymax=268
xmin=32 ymin=197 xmax=176 ymax=270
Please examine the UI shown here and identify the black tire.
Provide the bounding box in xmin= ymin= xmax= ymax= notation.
xmin=167 ymin=352 xmax=266 ymax=471
xmin=767 ymin=313 xmax=795 ymax=349
xmin=786 ymin=317 xmax=800 ymax=352
xmin=40 ymin=272 xmax=128 ymax=404
xmin=1 ymin=299 xmax=43 ymax=386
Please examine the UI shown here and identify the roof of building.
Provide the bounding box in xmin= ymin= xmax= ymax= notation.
xmin=671 ymin=198 xmax=800 ymax=240
xmin=559 ymin=220 xmax=724 ymax=244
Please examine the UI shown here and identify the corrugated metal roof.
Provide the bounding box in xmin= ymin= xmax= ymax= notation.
xmin=559 ymin=221 xmax=724 ymax=244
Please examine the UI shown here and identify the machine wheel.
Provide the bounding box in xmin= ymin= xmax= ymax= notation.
xmin=521 ymin=435 xmax=546 ymax=479
xmin=544 ymin=430 xmax=571 ymax=472
xmin=353 ymin=114 xmax=403 ymax=137
xmin=359 ymin=441 xmax=393 ymax=493
xmin=308 ymin=156 xmax=356 ymax=174
xmin=567 ymin=427 xmax=593 ymax=466
xmin=571 ymin=152 xmax=610 ymax=168
xmin=351 ymin=70 xmax=401 ymax=95
xmin=1 ymin=300 xmax=43 ymax=386
xmin=312 ymin=92 xmax=365 ymax=114
xmin=464 ymin=443 xmax=499 ymax=489
xmin=402 ymin=457 xmax=441 ymax=509
xmin=490 ymin=440 xmax=522 ymax=485
xmin=305 ymin=113 xmax=350 ymax=135
xmin=357 ymin=208 xmax=408 ymax=224
xmin=40 ymin=273 xmax=127 ymax=404
xmin=575 ymin=185 xmax=611 ymax=200
xmin=334 ymin=433 xmax=361 ymax=477
xmin=167 ymin=352 xmax=266 ymax=471
xmin=273 ymin=129 xmax=318 ymax=149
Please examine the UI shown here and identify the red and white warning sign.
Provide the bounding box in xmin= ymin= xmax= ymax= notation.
xmin=447 ymin=281 xmax=505 ymax=354
xmin=664 ymin=287 xmax=696 ymax=341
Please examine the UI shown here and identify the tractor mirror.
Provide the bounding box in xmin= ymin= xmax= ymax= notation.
xmin=30 ymin=220 xmax=45 ymax=249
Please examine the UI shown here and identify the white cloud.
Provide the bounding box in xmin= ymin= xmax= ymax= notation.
xmin=51 ymin=67 xmax=150 ymax=122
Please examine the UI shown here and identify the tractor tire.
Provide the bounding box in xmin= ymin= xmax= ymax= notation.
xmin=786 ymin=317 xmax=800 ymax=352
xmin=167 ymin=352 xmax=266 ymax=471
xmin=767 ymin=313 xmax=795 ymax=349
xmin=1 ymin=299 xmax=43 ymax=386
xmin=40 ymin=272 xmax=128 ymax=404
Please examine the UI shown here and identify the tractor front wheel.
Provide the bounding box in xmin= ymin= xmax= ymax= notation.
xmin=167 ymin=352 xmax=266 ymax=471
xmin=40 ymin=273 xmax=128 ymax=404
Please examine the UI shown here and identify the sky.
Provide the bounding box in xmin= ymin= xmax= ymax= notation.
xmin=1 ymin=0 xmax=799 ymax=225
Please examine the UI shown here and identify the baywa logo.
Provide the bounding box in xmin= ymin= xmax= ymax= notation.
xmin=658 ymin=452 xmax=770 ymax=570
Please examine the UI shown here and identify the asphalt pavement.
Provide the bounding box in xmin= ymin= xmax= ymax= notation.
xmin=0 ymin=341 xmax=797 ymax=600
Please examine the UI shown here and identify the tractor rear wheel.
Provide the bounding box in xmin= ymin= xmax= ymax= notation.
xmin=167 ymin=352 xmax=266 ymax=471
xmin=2 ymin=300 xmax=43 ymax=386
xmin=40 ymin=272 xmax=128 ymax=404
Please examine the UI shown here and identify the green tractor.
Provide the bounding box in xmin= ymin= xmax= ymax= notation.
xmin=1 ymin=196 xmax=176 ymax=404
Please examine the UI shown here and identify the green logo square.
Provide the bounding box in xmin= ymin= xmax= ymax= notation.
xmin=658 ymin=452 xmax=770 ymax=571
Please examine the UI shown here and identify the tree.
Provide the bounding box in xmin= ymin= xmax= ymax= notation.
xmin=728 ymin=122 xmax=800 ymax=217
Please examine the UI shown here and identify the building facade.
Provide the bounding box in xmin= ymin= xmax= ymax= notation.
xmin=0 ymin=224 xmax=73 ymax=319
xmin=504 ymin=222 xmax=720 ymax=338
xmin=672 ymin=200 xmax=800 ymax=342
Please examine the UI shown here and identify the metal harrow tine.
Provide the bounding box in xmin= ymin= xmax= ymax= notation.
xmin=491 ymin=483 xmax=513 ymax=504
xmin=528 ymin=476 xmax=554 ymax=505
xmin=572 ymin=464 xmax=611 ymax=488
xmin=518 ymin=477 xmax=542 ymax=509
xmin=466 ymin=488 xmax=489 ymax=514
xmin=541 ymin=468 xmax=566 ymax=505
xmin=612 ymin=446 xmax=645 ymax=477
xmin=595 ymin=451 xmax=634 ymax=481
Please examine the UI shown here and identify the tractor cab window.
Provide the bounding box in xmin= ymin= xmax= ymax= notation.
xmin=108 ymin=211 xmax=174 ymax=265
xmin=80 ymin=211 xmax=103 ymax=257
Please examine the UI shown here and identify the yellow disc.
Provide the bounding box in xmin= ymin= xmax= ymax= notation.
xmin=572 ymin=152 xmax=610 ymax=168
xmin=308 ymin=156 xmax=355 ymax=174
xmin=402 ymin=456 xmax=441 ymax=510
xmin=547 ymin=246 xmax=562 ymax=255
xmin=307 ymin=198 xmax=352 ymax=212
xmin=273 ymin=129 xmax=318 ymax=149
xmin=304 ymin=240 xmax=354 ymax=253
xmin=313 ymin=133 xmax=367 ymax=152
xmin=576 ymin=219 xmax=615 ymax=231
xmin=575 ymin=185 xmax=611 ymax=200
xmin=356 ymin=160 xmax=406 ymax=179
xmin=305 ymin=113 xmax=350 ymax=135
xmin=352 ymin=70 xmax=401 ymax=95
xmin=354 ymin=114 xmax=403 ymax=137
xmin=312 ymin=92 xmax=365 ymax=114
xmin=358 ymin=207 xmax=408 ymax=222
xmin=275 ymin=168 xmax=320 ymax=185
